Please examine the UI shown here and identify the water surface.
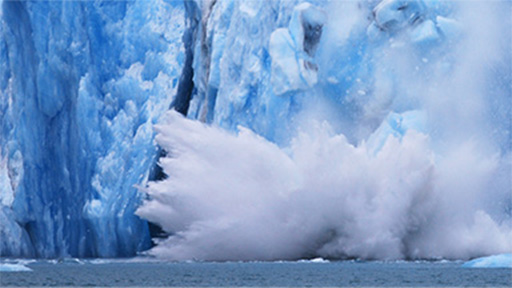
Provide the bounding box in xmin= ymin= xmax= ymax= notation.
xmin=1 ymin=259 xmax=511 ymax=287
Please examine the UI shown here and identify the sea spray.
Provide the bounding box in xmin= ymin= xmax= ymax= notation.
xmin=137 ymin=110 xmax=511 ymax=261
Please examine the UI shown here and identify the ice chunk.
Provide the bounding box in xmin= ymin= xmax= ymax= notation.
xmin=462 ymin=254 xmax=512 ymax=268
xmin=269 ymin=28 xmax=308 ymax=95
xmin=310 ymin=257 xmax=329 ymax=263
xmin=373 ymin=0 xmax=425 ymax=31
xmin=409 ymin=20 xmax=439 ymax=44
xmin=366 ymin=110 xmax=427 ymax=154
xmin=0 ymin=263 xmax=32 ymax=272
xmin=289 ymin=2 xmax=326 ymax=56
xmin=269 ymin=3 xmax=326 ymax=96
xmin=436 ymin=16 xmax=462 ymax=39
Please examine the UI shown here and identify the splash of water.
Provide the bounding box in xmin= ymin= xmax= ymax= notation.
xmin=137 ymin=111 xmax=510 ymax=261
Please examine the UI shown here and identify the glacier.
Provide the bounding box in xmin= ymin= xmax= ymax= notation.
xmin=1 ymin=0 xmax=511 ymax=260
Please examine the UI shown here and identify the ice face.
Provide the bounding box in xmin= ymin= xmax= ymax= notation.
xmin=0 ymin=0 xmax=185 ymax=258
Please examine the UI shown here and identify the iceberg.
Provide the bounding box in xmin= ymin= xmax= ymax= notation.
xmin=0 ymin=0 xmax=511 ymax=261
xmin=462 ymin=254 xmax=512 ymax=268
xmin=0 ymin=263 xmax=32 ymax=272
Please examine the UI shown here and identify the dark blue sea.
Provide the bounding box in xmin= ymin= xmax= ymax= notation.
xmin=1 ymin=258 xmax=511 ymax=287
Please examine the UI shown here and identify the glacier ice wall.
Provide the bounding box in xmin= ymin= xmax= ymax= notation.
xmin=137 ymin=0 xmax=512 ymax=261
xmin=0 ymin=0 xmax=510 ymax=260
xmin=0 ymin=0 xmax=185 ymax=257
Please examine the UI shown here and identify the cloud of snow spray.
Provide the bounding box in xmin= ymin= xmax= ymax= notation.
xmin=137 ymin=0 xmax=511 ymax=261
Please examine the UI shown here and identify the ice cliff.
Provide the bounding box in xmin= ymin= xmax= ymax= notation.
xmin=0 ymin=0 xmax=185 ymax=257
xmin=1 ymin=0 xmax=511 ymax=260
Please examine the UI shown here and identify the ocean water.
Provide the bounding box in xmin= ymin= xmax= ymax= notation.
xmin=1 ymin=259 xmax=511 ymax=287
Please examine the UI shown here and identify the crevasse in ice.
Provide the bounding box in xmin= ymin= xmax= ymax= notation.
xmin=1 ymin=0 xmax=511 ymax=259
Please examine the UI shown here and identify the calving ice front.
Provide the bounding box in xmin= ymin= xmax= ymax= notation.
xmin=0 ymin=0 xmax=511 ymax=261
